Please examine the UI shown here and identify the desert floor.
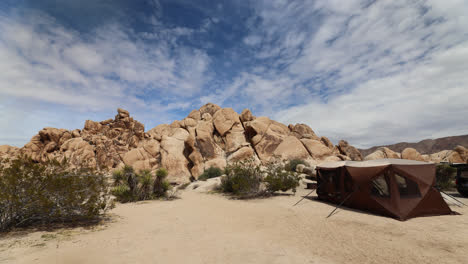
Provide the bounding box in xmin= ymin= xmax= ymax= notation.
xmin=1 ymin=187 xmax=468 ymax=264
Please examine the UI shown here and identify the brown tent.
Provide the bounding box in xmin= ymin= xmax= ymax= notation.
xmin=316 ymin=159 xmax=453 ymax=220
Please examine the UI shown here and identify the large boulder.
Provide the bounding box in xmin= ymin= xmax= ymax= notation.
xmin=199 ymin=103 xmax=221 ymax=117
xmin=300 ymin=139 xmax=334 ymax=160
xmin=337 ymin=140 xmax=363 ymax=161
xmin=449 ymin=146 xmax=468 ymax=163
xmin=289 ymin=124 xmax=319 ymax=140
xmin=212 ymin=108 xmax=241 ymax=136
xmin=364 ymin=147 xmax=400 ymax=160
xmin=273 ymin=136 xmax=310 ymax=160
xmin=60 ymin=138 xmax=97 ymax=168
xmin=240 ymin=109 xmax=255 ymax=122
xmin=401 ymin=148 xmax=424 ymax=161
xmin=159 ymin=129 xmax=192 ymax=184
xmin=0 ymin=145 xmax=19 ymax=160
xmin=244 ymin=117 xmax=290 ymax=162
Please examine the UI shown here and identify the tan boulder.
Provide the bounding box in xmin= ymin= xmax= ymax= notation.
xmin=212 ymin=108 xmax=241 ymax=136
xmin=273 ymin=136 xmax=310 ymax=160
xmin=364 ymin=147 xmax=400 ymax=160
xmin=289 ymin=124 xmax=319 ymax=140
xmin=205 ymin=158 xmax=227 ymax=170
xmin=244 ymin=117 xmax=291 ymax=162
xmin=122 ymin=147 xmax=158 ymax=172
xmin=224 ymin=123 xmax=249 ymax=153
xmin=300 ymin=139 xmax=333 ymax=160
xmin=117 ymin=108 xmax=130 ymax=119
xmin=188 ymin=150 xmax=204 ymax=179
xmin=227 ymin=146 xmax=255 ymax=162
xmin=199 ymin=103 xmax=221 ymax=117
xmin=401 ymin=148 xmax=424 ymax=161
xmin=240 ymin=109 xmax=255 ymax=122
xmin=60 ymin=138 xmax=97 ymax=168
xmin=337 ymin=140 xmax=363 ymax=161
xmin=320 ymin=136 xmax=335 ymax=150
xmin=147 ymin=124 xmax=172 ymax=141
xmin=84 ymin=120 xmax=102 ymax=132
xmin=160 ymin=131 xmax=191 ymax=183
xmin=0 ymin=145 xmax=19 ymax=159
xmin=187 ymin=109 xmax=201 ymax=121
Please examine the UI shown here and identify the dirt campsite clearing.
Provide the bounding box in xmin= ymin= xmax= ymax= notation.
xmin=1 ymin=187 xmax=468 ymax=264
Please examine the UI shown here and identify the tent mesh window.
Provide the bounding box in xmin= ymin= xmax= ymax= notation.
xmin=395 ymin=174 xmax=421 ymax=198
xmin=371 ymin=174 xmax=390 ymax=198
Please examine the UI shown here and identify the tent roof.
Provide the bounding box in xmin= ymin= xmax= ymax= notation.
xmin=317 ymin=159 xmax=433 ymax=169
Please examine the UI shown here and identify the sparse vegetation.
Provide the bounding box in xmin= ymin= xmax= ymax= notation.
xmin=221 ymin=159 xmax=262 ymax=197
xmin=111 ymin=166 xmax=172 ymax=202
xmin=198 ymin=166 xmax=223 ymax=181
xmin=0 ymin=156 xmax=112 ymax=232
xmin=264 ymin=162 xmax=300 ymax=193
xmin=221 ymin=158 xmax=300 ymax=198
xmin=285 ymin=159 xmax=309 ymax=172
xmin=436 ymin=164 xmax=457 ymax=190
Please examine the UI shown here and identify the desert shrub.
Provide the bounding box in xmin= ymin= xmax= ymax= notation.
xmin=0 ymin=156 xmax=112 ymax=232
xmin=221 ymin=159 xmax=262 ymax=196
xmin=153 ymin=168 xmax=171 ymax=197
xmin=264 ymin=163 xmax=300 ymax=193
xmin=198 ymin=166 xmax=223 ymax=181
xmin=285 ymin=159 xmax=309 ymax=172
xmin=111 ymin=167 xmax=171 ymax=203
xmin=436 ymin=164 xmax=457 ymax=190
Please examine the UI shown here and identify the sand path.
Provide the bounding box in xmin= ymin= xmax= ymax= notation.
xmin=1 ymin=188 xmax=468 ymax=264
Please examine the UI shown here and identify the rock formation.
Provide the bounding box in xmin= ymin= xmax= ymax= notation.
xmin=364 ymin=145 xmax=468 ymax=164
xmin=1 ymin=104 xmax=364 ymax=183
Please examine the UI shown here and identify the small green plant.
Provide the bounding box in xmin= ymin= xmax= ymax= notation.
xmin=153 ymin=168 xmax=171 ymax=198
xmin=264 ymin=162 xmax=300 ymax=193
xmin=285 ymin=159 xmax=309 ymax=172
xmin=198 ymin=166 xmax=223 ymax=181
xmin=221 ymin=158 xmax=262 ymax=197
xmin=436 ymin=164 xmax=457 ymax=190
xmin=111 ymin=167 xmax=171 ymax=203
xmin=0 ymin=156 xmax=112 ymax=232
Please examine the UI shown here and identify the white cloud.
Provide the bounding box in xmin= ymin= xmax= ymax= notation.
xmin=0 ymin=10 xmax=212 ymax=145
xmin=237 ymin=0 xmax=468 ymax=147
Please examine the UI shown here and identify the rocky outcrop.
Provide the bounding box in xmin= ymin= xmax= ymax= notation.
xmin=2 ymin=104 xmax=365 ymax=183
xmin=401 ymin=148 xmax=424 ymax=161
xmin=364 ymin=147 xmax=400 ymax=160
xmin=337 ymin=140 xmax=363 ymax=161
xmin=0 ymin=145 xmax=19 ymax=160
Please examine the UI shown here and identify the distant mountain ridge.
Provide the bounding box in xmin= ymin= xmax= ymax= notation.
xmin=359 ymin=135 xmax=468 ymax=157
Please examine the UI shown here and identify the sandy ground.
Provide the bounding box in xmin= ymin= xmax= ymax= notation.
xmin=1 ymin=187 xmax=468 ymax=264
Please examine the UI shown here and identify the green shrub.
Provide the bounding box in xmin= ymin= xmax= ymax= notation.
xmin=198 ymin=166 xmax=223 ymax=181
xmin=111 ymin=184 xmax=132 ymax=203
xmin=436 ymin=164 xmax=457 ymax=190
xmin=285 ymin=159 xmax=309 ymax=172
xmin=0 ymin=156 xmax=112 ymax=232
xmin=111 ymin=167 xmax=171 ymax=203
xmin=264 ymin=163 xmax=300 ymax=193
xmin=221 ymin=159 xmax=262 ymax=196
xmin=153 ymin=168 xmax=170 ymax=197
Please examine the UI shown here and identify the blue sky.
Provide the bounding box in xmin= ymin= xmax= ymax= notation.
xmin=0 ymin=0 xmax=467 ymax=148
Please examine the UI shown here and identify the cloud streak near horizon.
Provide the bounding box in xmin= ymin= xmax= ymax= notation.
xmin=0 ymin=0 xmax=467 ymax=148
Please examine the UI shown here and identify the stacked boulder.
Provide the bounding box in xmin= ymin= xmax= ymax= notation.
xmin=364 ymin=145 xmax=468 ymax=163
xmin=3 ymin=103 xmax=363 ymax=183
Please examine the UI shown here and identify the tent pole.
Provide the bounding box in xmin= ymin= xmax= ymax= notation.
xmin=292 ymin=188 xmax=317 ymax=206
xmin=326 ymin=189 xmax=358 ymax=218
xmin=439 ymin=189 xmax=467 ymax=206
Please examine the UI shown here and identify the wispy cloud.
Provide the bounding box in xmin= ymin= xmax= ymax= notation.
xmin=0 ymin=0 xmax=467 ymax=149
